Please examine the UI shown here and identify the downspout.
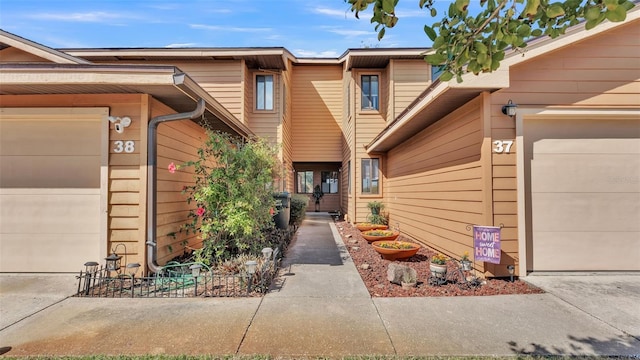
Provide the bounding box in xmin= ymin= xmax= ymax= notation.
xmin=146 ymin=98 xmax=206 ymax=273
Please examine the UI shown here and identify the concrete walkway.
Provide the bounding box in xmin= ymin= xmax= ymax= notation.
xmin=1 ymin=212 xmax=639 ymax=358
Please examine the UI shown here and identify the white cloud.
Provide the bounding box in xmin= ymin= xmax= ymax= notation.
xmin=325 ymin=28 xmax=373 ymax=37
xmin=28 ymin=11 xmax=136 ymax=23
xmin=293 ymin=49 xmax=340 ymax=58
xmin=190 ymin=24 xmax=271 ymax=33
xmin=312 ymin=7 xmax=350 ymax=18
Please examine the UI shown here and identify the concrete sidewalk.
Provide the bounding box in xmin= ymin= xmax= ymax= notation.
xmin=1 ymin=212 xmax=639 ymax=358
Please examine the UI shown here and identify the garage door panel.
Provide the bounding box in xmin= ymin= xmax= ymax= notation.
xmin=532 ymin=138 xmax=640 ymax=154
xmin=0 ymin=193 xmax=101 ymax=233
xmin=532 ymin=232 xmax=640 ymax=271
xmin=0 ymin=121 xmax=101 ymax=156
xmin=0 ymin=234 xmax=101 ymax=272
xmin=531 ymin=154 xmax=640 ymax=193
xmin=0 ymin=156 xmax=101 ymax=188
xmin=532 ymin=192 xmax=640 ymax=232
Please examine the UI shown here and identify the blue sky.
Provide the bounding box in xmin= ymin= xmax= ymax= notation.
xmin=0 ymin=0 xmax=457 ymax=57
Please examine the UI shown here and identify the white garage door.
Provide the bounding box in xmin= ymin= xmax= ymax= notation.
xmin=528 ymin=117 xmax=640 ymax=271
xmin=0 ymin=108 xmax=107 ymax=272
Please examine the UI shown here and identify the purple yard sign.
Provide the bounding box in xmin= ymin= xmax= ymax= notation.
xmin=473 ymin=225 xmax=501 ymax=264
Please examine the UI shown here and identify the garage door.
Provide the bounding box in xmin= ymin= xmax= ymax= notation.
xmin=0 ymin=108 xmax=107 ymax=272
xmin=528 ymin=117 xmax=640 ymax=271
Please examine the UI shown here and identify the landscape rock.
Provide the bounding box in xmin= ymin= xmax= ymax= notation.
xmin=387 ymin=263 xmax=416 ymax=285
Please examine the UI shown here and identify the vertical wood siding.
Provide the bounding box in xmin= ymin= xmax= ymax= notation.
xmin=386 ymin=96 xmax=483 ymax=264
xmin=291 ymin=65 xmax=343 ymax=162
xmin=488 ymin=19 xmax=640 ymax=275
xmin=153 ymin=99 xmax=207 ymax=265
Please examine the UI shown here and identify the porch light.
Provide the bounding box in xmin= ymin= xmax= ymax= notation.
xmin=262 ymin=247 xmax=273 ymax=260
xmin=105 ymin=252 xmax=122 ymax=275
xmin=501 ymin=100 xmax=518 ymax=117
xmin=507 ymin=264 xmax=515 ymax=282
xmin=126 ymin=262 xmax=140 ymax=277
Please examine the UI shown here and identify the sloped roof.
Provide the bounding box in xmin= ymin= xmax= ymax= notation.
xmin=0 ymin=29 xmax=91 ymax=64
xmin=366 ymin=7 xmax=640 ymax=152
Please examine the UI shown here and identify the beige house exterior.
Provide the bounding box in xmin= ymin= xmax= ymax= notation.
xmin=1 ymin=10 xmax=638 ymax=276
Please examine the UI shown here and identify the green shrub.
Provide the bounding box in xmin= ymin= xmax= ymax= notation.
xmin=289 ymin=194 xmax=309 ymax=226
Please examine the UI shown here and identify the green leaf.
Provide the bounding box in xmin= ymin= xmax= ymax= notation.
xmin=455 ymin=0 xmax=470 ymax=12
xmin=377 ymin=27 xmax=386 ymax=40
xmin=474 ymin=41 xmax=488 ymax=53
xmin=517 ymin=24 xmax=531 ymax=37
xmin=605 ymin=6 xmax=627 ymax=22
xmin=440 ymin=71 xmax=454 ymax=82
xmin=546 ymin=3 xmax=566 ymax=18
xmin=430 ymin=8 xmax=437 ymax=17
xmin=432 ymin=36 xmax=445 ymax=49
xmin=585 ymin=6 xmax=602 ymax=21
xmin=424 ymin=25 xmax=437 ymax=41
xmin=531 ymin=29 xmax=543 ymax=37
xmin=425 ymin=53 xmax=447 ymax=65
xmin=382 ymin=0 xmax=395 ymax=13
xmin=521 ymin=0 xmax=541 ymax=17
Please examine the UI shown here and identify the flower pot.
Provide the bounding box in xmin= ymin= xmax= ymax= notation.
xmin=429 ymin=263 xmax=447 ymax=278
xmin=372 ymin=241 xmax=420 ymax=260
xmin=461 ymin=260 xmax=472 ymax=271
xmin=356 ymin=223 xmax=388 ymax=232
xmin=361 ymin=230 xmax=399 ymax=242
xmin=401 ymin=281 xmax=416 ymax=289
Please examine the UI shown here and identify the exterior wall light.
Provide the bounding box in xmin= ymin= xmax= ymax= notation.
xmin=190 ymin=264 xmax=203 ymax=296
xmin=501 ymin=100 xmax=518 ymax=117
xmin=126 ymin=262 xmax=140 ymax=277
xmin=105 ymin=252 xmax=122 ymax=277
xmin=507 ymin=264 xmax=515 ymax=282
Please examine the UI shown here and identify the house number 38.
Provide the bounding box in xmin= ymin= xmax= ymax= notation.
xmin=493 ymin=140 xmax=514 ymax=153
xmin=113 ymin=140 xmax=135 ymax=153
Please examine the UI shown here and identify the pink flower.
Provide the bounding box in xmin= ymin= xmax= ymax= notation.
xmin=196 ymin=207 xmax=205 ymax=216
xmin=269 ymin=208 xmax=275 ymax=216
xmin=168 ymin=162 xmax=176 ymax=174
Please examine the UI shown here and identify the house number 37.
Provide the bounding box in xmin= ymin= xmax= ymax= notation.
xmin=113 ymin=140 xmax=135 ymax=153
xmin=493 ymin=140 xmax=514 ymax=153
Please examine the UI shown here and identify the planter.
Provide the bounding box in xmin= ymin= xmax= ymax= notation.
xmin=429 ymin=263 xmax=448 ymax=279
xmin=461 ymin=260 xmax=472 ymax=271
xmin=371 ymin=241 xmax=420 ymax=261
xmin=356 ymin=223 xmax=388 ymax=232
xmin=401 ymin=281 xmax=416 ymax=289
xmin=361 ymin=230 xmax=399 ymax=242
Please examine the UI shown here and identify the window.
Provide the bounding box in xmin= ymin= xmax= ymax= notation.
xmin=296 ymin=171 xmax=313 ymax=194
xmin=361 ymin=75 xmax=379 ymax=110
xmin=321 ymin=171 xmax=339 ymax=194
xmin=361 ymin=158 xmax=379 ymax=194
xmin=431 ymin=65 xmax=444 ymax=81
xmin=256 ymin=74 xmax=274 ymax=110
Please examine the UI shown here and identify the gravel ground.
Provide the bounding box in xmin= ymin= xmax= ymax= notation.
xmin=335 ymin=220 xmax=544 ymax=297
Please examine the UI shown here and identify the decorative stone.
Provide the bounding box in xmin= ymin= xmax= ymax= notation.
xmin=387 ymin=263 xmax=416 ymax=285
xmin=360 ymin=264 xmax=370 ymax=270
xmin=352 ymin=246 xmax=359 ymax=251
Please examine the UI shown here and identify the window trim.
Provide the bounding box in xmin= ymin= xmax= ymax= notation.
xmin=361 ymin=157 xmax=381 ymax=195
xmin=296 ymin=170 xmax=313 ymax=194
xmin=254 ymin=73 xmax=275 ymax=112
xmin=360 ymin=73 xmax=380 ymax=112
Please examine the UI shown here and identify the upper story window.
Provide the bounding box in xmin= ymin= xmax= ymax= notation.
xmin=256 ymin=74 xmax=274 ymax=111
xmin=296 ymin=171 xmax=313 ymax=194
xmin=361 ymin=75 xmax=379 ymax=111
xmin=321 ymin=171 xmax=339 ymax=194
xmin=361 ymin=158 xmax=380 ymax=195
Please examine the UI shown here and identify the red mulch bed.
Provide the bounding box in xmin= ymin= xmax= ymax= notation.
xmin=335 ymin=220 xmax=544 ymax=297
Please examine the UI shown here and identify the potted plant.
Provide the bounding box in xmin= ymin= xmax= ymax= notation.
xmin=361 ymin=229 xmax=399 ymax=242
xmin=366 ymin=201 xmax=387 ymax=225
xmin=401 ymin=268 xmax=417 ymax=289
xmin=371 ymin=241 xmax=420 ymax=260
xmin=355 ymin=222 xmax=388 ymax=231
xmin=460 ymin=251 xmax=472 ymax=271
xmin=429 ymin=253 xmax=448 ymax=279
xmin=312 ymin=185 xmax=324 ymax=212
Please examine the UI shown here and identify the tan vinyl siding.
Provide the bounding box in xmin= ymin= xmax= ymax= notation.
xmin=248 ymin=70 xmax=280 ymax=142
xmin=386 ymin=96 xmax=483 ymax=268
xmin=488 ymin=18 xmax=640 ymax=275
xmin=291 ymin=65 xmax=343 ymax=162
xmin=0 ymin=47 xmax=50 ymax=62
xmin=89 ymin=59 xmax=245 ymax=121
xmin=0 ymin=94 xmax=147 ymax=267
xmin=342 ymin=70 xmax=354 ymax=216
xmin=391 ymin=60 xmax=431 ymax=119
xmin=153 ymin=99 xmax=207 ymax=265
xmin=281 ymin=60 xmax=294 ymax=193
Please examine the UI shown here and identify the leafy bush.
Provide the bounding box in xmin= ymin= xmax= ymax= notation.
xmin=174 ymin=131 xmax=279 ymax=265
xmin=289 ymin=194 xmax=309 ymax=227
